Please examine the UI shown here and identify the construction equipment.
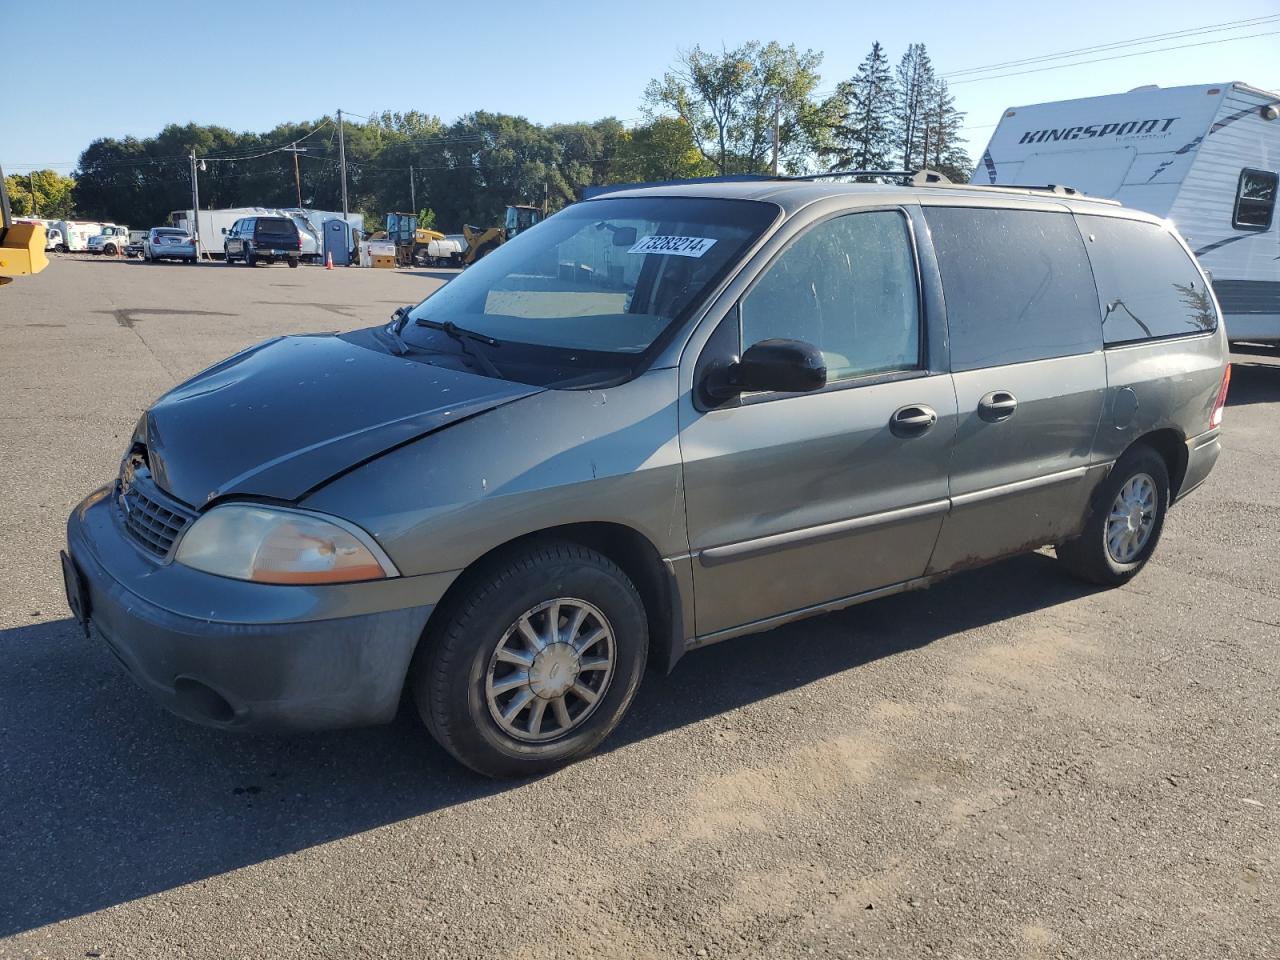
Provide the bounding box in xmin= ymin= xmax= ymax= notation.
xmin=0 ymin=163 xmax=49 ymax=285
xmin=384 ymin=212 xmax=465 ymax=267
xmin=461 ymin=204 xmax=544 ymax=266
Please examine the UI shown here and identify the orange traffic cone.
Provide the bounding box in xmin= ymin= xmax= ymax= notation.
xmin=325 ymin=251 xmax=334 ymax=270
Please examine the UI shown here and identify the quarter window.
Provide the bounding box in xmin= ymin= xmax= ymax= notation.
xmin=1233 ymin=168 xmax=1277 ymax=231
xmin=924 ymin=207 xmax=1101 ymax=371
xmin=1077 ymin=215 xmax=1218 ymax=344
xmin=740 ymin=210 xmax=921 ymax=383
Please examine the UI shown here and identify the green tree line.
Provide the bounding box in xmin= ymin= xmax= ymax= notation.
xmin=67 ymin=40 xmax=970 ymax=230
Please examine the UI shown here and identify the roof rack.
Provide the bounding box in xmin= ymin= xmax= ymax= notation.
xmin=787 ymin=169 xmax=950 ymax=185
xmin=786 ymin=168 xmax=1120 ymax=203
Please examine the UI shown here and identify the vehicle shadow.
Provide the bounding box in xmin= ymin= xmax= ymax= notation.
xmin=0 ymin=551 xmax=1093 ymax=936
xmin=1225 ymin=358 xmax=1280 ymax=407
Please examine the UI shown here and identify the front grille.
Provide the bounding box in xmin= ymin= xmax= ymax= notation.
xmin=118 ymin=464 xmax=197 ymax=559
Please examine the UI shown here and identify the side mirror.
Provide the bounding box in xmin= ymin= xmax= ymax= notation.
xmin=703 ymin=338 xmax=827 ymax=402
xmin=612 ymin=226 xmax=637 ymax=247
xmin=221 ymin=227 xmax=227 ymax=234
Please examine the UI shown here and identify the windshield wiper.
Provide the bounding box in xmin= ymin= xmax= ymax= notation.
xmin=414 ymin=316 xmax=501 ymax=347
xmin=383 ymin=305 xmax=414 ymax=355
xmin=413 ymin=316 xmax=503 ymax=378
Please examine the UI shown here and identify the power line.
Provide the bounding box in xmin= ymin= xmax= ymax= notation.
xmin=949 ymin=29 xmax=1280 ymax=85
xmin=943 ymin=13 xmax=1280 ymax=77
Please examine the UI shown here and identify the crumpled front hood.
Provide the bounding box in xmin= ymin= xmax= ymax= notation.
xmin=140 ymin=332 xmax=542 ymax=507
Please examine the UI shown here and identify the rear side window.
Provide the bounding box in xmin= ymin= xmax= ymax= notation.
xmin=740 ymin=210 xmax=921 ymax=382
xmin=1233 ymin=168 xmax=1277 ymax=231
xmin=923 ymin=207 xmax=1100 ymax=371
xmin=256 ymin=217 xmax=295 ymax=236
xmin=1077 ymin=215 xmax=1218 ymax=344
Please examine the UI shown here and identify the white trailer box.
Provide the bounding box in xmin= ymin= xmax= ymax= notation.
xmin=52 ymin=220 xmax=107 ymax=253
xmin=972 ymin=81 xmax=1280 ymax=342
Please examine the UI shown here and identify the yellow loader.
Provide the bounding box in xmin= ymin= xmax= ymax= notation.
xmin=0 ymin=163 xmax=49 ymax=285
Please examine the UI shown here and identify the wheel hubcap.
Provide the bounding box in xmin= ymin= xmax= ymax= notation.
xmin=1105 ymin=473 xmax=1157 ymax=564
xmin=485 ymin=598 xmax=615 ymax=743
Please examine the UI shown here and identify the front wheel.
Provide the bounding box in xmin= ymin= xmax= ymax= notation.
xmin=411 ymin=541 xmax=648 ymax=778
xmin=103 ymin=243 xmax=117 ymax=256
xmin=1056 ymin=446 xmax=1170 ymax=586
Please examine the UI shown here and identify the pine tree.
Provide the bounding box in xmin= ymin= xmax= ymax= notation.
xmin=819 ymin=41 xmax=895 ymax=175
xmin=919 ymin=78 xmax=972 ymax=183
xmin=893 ymin=43 xmax=935 ymax=172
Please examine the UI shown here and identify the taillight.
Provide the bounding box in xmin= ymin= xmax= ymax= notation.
xmin=1210 ymin=364 xmax=1231 ymax=429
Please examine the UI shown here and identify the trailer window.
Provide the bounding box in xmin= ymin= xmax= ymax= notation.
xmin=1233 ymin=169 xmax=1277 ymax=231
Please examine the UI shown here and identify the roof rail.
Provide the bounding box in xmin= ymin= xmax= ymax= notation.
xmin=789 ymin=168 xmax=1123 ymax=204
xmin=787 ymin=168 xmax=951 ymax=185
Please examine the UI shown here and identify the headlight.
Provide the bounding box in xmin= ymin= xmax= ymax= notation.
xmin=174 ymin=504 xmax=398 ymax=585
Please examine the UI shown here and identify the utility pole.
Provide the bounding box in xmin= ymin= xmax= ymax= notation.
xmin=771 ymin=94 xmax=780 ymax=176
xmin=337 ymin=109 xmax=349 ymax=219
xmin=29 ymin=173 xmax=38 ymax=217
xmin=189 ymin=151 xmax=202 ymax=262
xmin=282 ymin=143 xmax=307 ymax=208
xmin=409 ymin=165 xmax=415 ymax=217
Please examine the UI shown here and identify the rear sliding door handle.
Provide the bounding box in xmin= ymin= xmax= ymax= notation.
xmin=890 ymin=404 xmax=938 ymax=438
xmin=978 ymin=390 xmax=1018 ymax=422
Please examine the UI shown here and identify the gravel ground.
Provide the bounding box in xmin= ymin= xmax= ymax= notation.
xmin=1 ymin=256 xmax=1276 ymax=959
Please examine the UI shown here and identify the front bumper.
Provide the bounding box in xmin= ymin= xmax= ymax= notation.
xmin=64 ymin=486 xmax=444 ymax=732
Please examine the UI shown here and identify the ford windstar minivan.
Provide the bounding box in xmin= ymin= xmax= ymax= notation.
xmin=63 ymin=175 xmax=1230 ymax=777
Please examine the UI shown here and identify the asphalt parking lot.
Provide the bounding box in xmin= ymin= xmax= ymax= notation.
xmin=1 ymin=256 xmax=1277 ymax=959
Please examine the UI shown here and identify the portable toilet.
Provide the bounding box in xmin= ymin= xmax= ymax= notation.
xmin=323 ymin=219 xmax=352 ymax=266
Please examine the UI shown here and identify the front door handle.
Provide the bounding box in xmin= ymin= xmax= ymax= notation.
xmin=978 ymin=390 xmax=1018 ymax=422
xmin=890 ymin=404 xmax=938 ymax=438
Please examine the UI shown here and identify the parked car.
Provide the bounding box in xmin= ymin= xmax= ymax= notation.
xmin=222 ymin=216 xmax=302 ymax=267
xmin=125 ymin=230 xmax=147 ymax=259
xmin=144 ymin=227 xmax=196 ymax=263
xmin=62 ymin=178 xmax=1230 ymax=777
xmin=87 ymin=225 xmax=130 ymax=256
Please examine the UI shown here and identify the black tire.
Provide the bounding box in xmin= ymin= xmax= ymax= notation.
xmin=244 ymin=249 xmax=256 ymax=267
xmin=56 ymin=244 xmax=68 ymax=254
xmin=411 ymin=541 xmax=648 ymax=778
xmin=287 ymin=257 xmax=299 ymax=268
xmin=1056 ymin=445 xmax=1170 ymax=587
xmin=104 ymin=243 xmax=117 ymax=256
xmin=224 ymin=247 xmax=235 ymax=264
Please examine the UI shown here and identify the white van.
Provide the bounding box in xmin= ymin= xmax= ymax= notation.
xmin=973 ymin=82 xmax=1279 ymax=342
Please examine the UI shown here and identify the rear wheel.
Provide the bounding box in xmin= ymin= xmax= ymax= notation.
xmin=287 ymin=257 xmax=299 ymax=268
xmin=244 ymin=249 xmax=256 ymax=267
xmin=410 ymin=541 xmax=648 ymax=778
xmin=1057 ymin=446 xmax=1170 ymax=586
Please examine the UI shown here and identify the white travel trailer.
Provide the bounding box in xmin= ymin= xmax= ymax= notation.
xmin=169 ymin=206 xmax=364 ymax=262
xmin=973 ymin=82 xmax=1280 ymax=342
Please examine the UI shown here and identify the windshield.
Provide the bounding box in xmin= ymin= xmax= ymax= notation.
xmin=402 ymin=196 xmax=777 ymax=385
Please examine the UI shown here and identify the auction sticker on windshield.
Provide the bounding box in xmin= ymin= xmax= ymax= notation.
xmin=627 ymin=235 xmax=718 ymax=257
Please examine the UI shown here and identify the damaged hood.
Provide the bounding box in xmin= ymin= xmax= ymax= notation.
xmin=140 ymin=332 xmax=542 ymax=506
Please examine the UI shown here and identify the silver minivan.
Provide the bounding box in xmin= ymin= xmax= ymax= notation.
xmin=63 ymin=178 xmax=1230 ymax=776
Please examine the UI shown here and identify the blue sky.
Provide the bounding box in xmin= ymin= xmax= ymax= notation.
xmin=4 ymin=0 xmax=1278 ymax=174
